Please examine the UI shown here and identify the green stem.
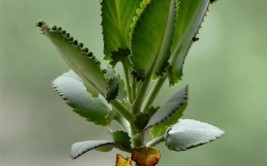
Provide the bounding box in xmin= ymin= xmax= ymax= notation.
xmin=142 ymin=77 xmax=166 ymax=112
xmin=146 ymin=135 xmax=165 ymax=147
xmin=131 ymin=125 xmax=145 ymax=148
xmin=122 ymin=62 xmax=133 ymax=103
xmin=131 ymin=78 xmax=137 ymax=102
xmin=132 ymin=77 xmax=151 ymax=114
xmin=111 ymin=100 xmax=134 ymax=124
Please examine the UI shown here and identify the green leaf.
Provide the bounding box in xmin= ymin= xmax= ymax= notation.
xmin=145 ymin=85 xmax=188 ymax=130
xmin=36 ymin=22 xmax=107 ymax=97
xmin=52 ymin=70 xmax=112 ymax=126
xmin=134 ymin=113 xmax=150 ymax=131
xmin=168 ymin=0 xmax=211 ymax=84
xmin=112 ymin=131 xmax=132 ymax=151
xmin=71 ymin=140 xmax=123 ymax=159
xmin=150 ymin=125 xmax=168 ymax=139
xmin=131 ymin=0 xmax=176 ymax=79
xmin=165 ymin=119 xmax=224 ymax=152
xmin=101 ymin=0 xmax=142 ymax=65
xmin=103 ymin=66 xmax=127 ymax=101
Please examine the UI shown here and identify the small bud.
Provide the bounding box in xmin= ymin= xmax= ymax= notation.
xmin=52 ymin=26 xmax=57 ymax=31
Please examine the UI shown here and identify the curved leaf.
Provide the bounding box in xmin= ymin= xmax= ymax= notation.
xmin=36 ymin=22 xmax=107 ymax=97
xmin=145 ymin=85 xmax=188 ymax=130
xmin=169 ymin=0 xmax=211 ymax=84
xmin=101 ymin=0 xmax=142 ymax=65
xmin=131 ymin=147 xmax=161 ymax=166
xmin=165 ymin=119 xmax=224 ymax=151
xmin=71 ymin=140 xmax=120 ymax=159
xmin=52 ymin=70 xmax=112 ymax=126
xmin=130 ymin=0 xmax=176 ymax=79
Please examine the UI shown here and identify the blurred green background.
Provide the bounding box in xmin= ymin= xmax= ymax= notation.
xmin=1 ymin=0 xmax=267 ymax=165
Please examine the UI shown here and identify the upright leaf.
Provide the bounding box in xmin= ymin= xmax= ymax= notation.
xmin=36 ymin=22 xmax=108 ymax=97
xmin=169 ymin=0 xmax=211 ymax=84
xmin=101 ymin=0 xmax=142 ymax=65
xmin=52 ymin=71 xmax=112 ymax=126
xmin=131 ymin=0 xmax=176 ymax=79
xmin=165 ymin=119 xmax=224 ymax=151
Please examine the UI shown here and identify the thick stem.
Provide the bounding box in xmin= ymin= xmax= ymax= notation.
xmin=142 ymin=77 xmax=166 ymax=112
xmin=131 ymin=125 xmax=145 ymax=148
xmin=131 ymin=78 xmax=137 ymax=102
xmin=132 ymin=77 xmax=151 ymax=114
xmin=122 ymin=63 xmax=133 ymax=103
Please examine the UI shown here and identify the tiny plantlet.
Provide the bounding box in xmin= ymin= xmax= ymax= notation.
xmin=36 ymin=0 xmax=224 ymax=165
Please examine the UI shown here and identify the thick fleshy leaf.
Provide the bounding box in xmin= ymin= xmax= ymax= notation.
xmin=131 ymin=147 xmax=161 ymax=166
xmin=131 ymin=0 xmax=176 ymax=79
xmin=145 ymin=85 xmax=188 ymax=130
xmin=36 ymin=21 xmax=107 ymax=97
xmin=52 ymin=70 xmax=111 ymax=126
xmin=112 ymin=131 xmax=132 ymax=151
xmin=116 ymin=154 xmax=133 ymax=166
xmin=71 ymin=140 xmax=120 ymax=159
xmin=169 ymin=0 xmax=211 ymax=84
xmin=101 ymin=0 xmax=142 ymax=65
xmin=165 ymin=119 xmax=224 ymax=151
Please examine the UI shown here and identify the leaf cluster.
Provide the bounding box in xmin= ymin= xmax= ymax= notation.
xmin=36 ymin=0 xmax=223 ymax=165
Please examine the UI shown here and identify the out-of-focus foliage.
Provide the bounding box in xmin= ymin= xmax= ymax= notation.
xmin=1 ymin=0 xmax=267 ymax=166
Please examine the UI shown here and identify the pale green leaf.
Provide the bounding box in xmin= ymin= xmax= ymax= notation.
xmin=131 ymin=0 xmax=176 ymax=79
xmin=169 ymin=0 xmax=211 ymax=84
xmin=71 ymin=140 xmax=121 ymax=159
xmin=101 ymin=0 xmax=142 ymax=65
xmin=165 ymin=119 xmax=224 ymax=151
xmin=52 ymin=70 xmax=112 ymax=126
xmin=145 ymin=85 xmax=188 ymax=129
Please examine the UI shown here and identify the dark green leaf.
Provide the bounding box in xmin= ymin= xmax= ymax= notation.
xmin=112 ymin=131 xmax=132 ymax=151
xmin=131 ymin=0 xmax=176 ymax=79
xmin=134 ymin=113 xmax=150 ymax=131
xmin=52 ymin=71 xmax=112 ymax=126
xmin=101 ymin=0 xmax=142 ymax=65
xmin=145 ymin=85 xmax=188 ymax=129
xmin=106 ymin=78 xmax=120 ymax=102
xmin=169 ymin=0 xmax=211 ymax=84
xmin=165 ymin=119 xmax=224 ymax=151
xmin=103 ymin=66 xmax=127 ymax=100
